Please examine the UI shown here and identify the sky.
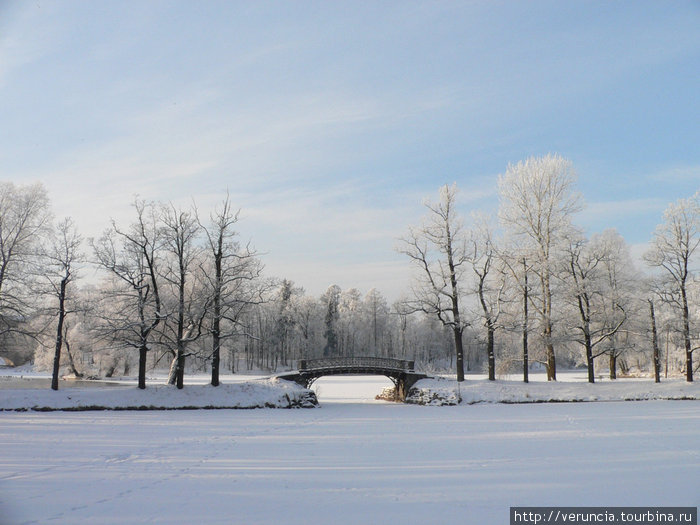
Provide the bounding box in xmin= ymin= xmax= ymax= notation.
xmin=1 ymin=1 xmax=698 ymax=300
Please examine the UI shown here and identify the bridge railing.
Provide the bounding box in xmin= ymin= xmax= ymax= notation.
xmin=299 ymin=357 xmax=415 ymax=372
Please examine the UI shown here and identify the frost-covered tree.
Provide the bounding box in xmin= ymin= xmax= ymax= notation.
xmin=338 ymin=288 xmax=363 ymax=356
xmin=644 ymin=192 xmax=700 ymax=382
xmin=91 ymin=199 xmax=163 ymax=389
xmin=197 ymin=196 xmax=264 ymax=384
xmin=399 ymin=183 xmax=468 ymax=381
xmin=321 ymin=285 xmax=341 ymax=357
xmin=466 ymin=216 xmax=507 ymax=380
xmin=294 ymin=294 xmax=324 ymax=359
xmin=0 ymin=182 xmax=52 ymax=337
xmin=159 ymin=203 xmax=207 ymax=388
xmin=564 ymin=232 xmax=627 ymax=383
xmin=593 ymin=229 xmax=638 ymax=379
xmin=498 ymin=154 xmax=582 ymax=380
xmin=271 ymin=279 xmax=299 ymax=368
xmin=363 ymin=288 xmax=389 ymax=356
xmin=44 ymin=218 xmax=82 ymax=390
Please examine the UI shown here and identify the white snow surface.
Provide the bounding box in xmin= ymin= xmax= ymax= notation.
xmin=2 ymin=368 xmax=699 ymax=411
xmin=0 ymin=377 xmax=317 ymax=411
xmin=0 ymin=375 xmax=698 ymax=525
xmin=408 ymin=376 xmax=700 ymax=405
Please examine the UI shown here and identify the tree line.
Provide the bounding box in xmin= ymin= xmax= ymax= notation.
xmin=400 ymin=154 xmax=699 ymax=383
xmin=0 ymin=156 xmax=697 ymax=388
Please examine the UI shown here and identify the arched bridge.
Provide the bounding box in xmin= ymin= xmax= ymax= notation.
xmin=276 ymin=357 xmax=428 ymax=401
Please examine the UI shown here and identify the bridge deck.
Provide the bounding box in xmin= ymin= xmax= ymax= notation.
xmin=299 ymin=357 xmax=414 ymax=373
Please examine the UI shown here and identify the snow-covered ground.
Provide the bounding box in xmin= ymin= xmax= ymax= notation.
xmin=2 ymin=367 xmax=699 ymax=411
xmin=0 ymin=376 xmax=698 ymax=524
xmin=0 ymin=378 xmax=317 ymax=411
xmin=0 ymin=367 xmax=320 ymax=410
xmin=408 ymin=375 xmax=700 ymax=405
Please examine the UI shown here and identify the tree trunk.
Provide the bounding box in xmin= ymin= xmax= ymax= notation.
xmin=176 ymin=344 xmax=185 ymax=389
xmin=487 ymin=324 xmax=495 ymax=381
xmin=212 ymin=315 xmax=221 ymax=386
xmin=665 ymin=325 xmax=670 ymax=379
xmin=211 ymin=288 xmax=221 ymax=386
xmin=522 ymin=259 xmax=529 ymax=383
xmin=167 ymin=355 xmax=178 ymax=385
xmin=543 ymin=271 xmax=556 ymax=381
xmin=545 ymin=320 xmax=556 ymax=381
xmin=609 ymin=353 xmax=617 ymax=380
xmin=50 ymin=278 xmax=68 ymax=391
xmin=174 ymin=264 xmax=186 ymax=389
xmin=649 ymin=300 xmax=661 ymax=383
xmin=138 ymin=302 xmax=149 ymax=389
xmin=681 ymin=285 xmax=693 ymax=382
xmin=212 ymin=233 xmax=223 ymax=386
xmin=64 ymin=337 xmax=83 ymax=378
xmin=454 ymin=326 xmax=465 ymax=382
xmin=585 ymin=330 xmax=594 ymax=384
xmin=138 ymin=345 xmax=148 ymax=389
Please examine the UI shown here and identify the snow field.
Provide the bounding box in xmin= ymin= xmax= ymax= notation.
xmin=0 ymin=376 xmax=698 ymax=525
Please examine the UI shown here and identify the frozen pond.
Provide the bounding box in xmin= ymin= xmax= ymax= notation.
xmin=0 ymin=377 xmax=698 ymax=524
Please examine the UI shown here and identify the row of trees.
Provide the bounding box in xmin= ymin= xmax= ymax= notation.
xmin=0 ymin=156 xmax=697 ymax=388
xmin=400 ymin=154 xmax=699 ymax=383
xmin=0 ymin=184 xmax=264 ymax=389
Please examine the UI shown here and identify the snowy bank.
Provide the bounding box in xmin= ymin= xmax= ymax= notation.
xmin=0 ymin=378 xmax=318 ymax=411
xmin=406 ymin=377 xmax=700 ymax=405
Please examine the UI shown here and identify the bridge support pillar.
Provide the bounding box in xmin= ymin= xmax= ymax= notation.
xmin=394 ymin=373 xmax=426 ymax=402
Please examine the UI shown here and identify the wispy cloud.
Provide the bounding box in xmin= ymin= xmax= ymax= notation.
xmin=583 ymin=198 xmax=667 ymax=219
xmin=1 ymin=1 xmax=698 ymax=300
xmin=646 ymin=164 xmax=700 ymax=185
xmin=0 ymin=3 xmax=61 ymax=88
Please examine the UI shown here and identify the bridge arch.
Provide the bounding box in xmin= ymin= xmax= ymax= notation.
xmin=276 ymin=357 xmax=427 ymax=401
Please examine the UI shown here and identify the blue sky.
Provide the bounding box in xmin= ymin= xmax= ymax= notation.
xmin=1 ymin=1 xmax=698 ymax=299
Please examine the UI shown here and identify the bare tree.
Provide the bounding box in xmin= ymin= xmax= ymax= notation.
xmin=91 ymin=199 xmax=163 ymax=389
xmin=498 ymin=154 xmax=582 ymax=380
xmin=594 ymin=229 xmax=637 ymax=379
xmin=197 ymin=195 xmax=264 ymax=385
xmin=466 ymin=216 xmax=507 ymax=380
xmin=399 ymin=183 xmax=468 ymax=381
xmin=44 ymin=218 xmax=82 ymax=390
xmin=0 ymin=182 xmax=52 ymax=336
xmin=644 ymin=192 xmax=700 ymax=382
xmin=159 ymin=203 xmax=208 ymax=388
xmin=565 ymin=234 xmax=626 ymax=383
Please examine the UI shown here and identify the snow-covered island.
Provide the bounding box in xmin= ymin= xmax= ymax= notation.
xmin=405 ymin=376 xmax=700 ymax=405
xmin=0 ymin=375 xmax=318 ymax=411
